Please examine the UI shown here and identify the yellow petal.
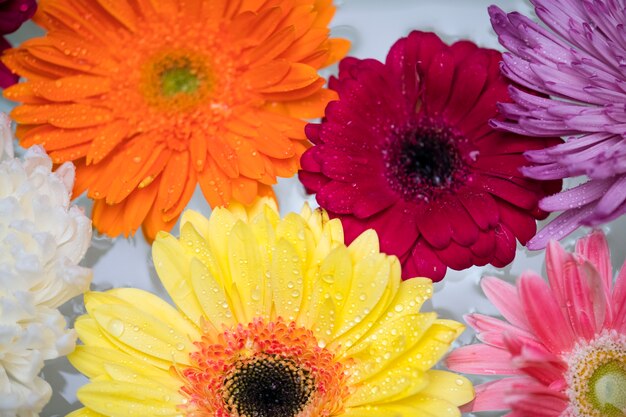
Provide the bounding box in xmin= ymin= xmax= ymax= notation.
xmin=90 ymin=303 xmax=194 ymax=365
xmin=347 ymin=229 xmax=380 ymax=262
xmin=180 ymin=209 xmax=210 ymax=239
xmin=418 ymin=370 xmax=474 ymax=407
xmin=70 ymin=345 xmax=181 ymax=391
xmin=344 ymin=313 xmax=437 ymax=384
xmin=228 ymin=220 xmax=267 ymax=321
xmin=334 ymin=253 xmax=391 ymax=338
xmin=343 ymin=404 xmax=434 ymax=417
xmin=189 ymin=257 xmax=236 ymax=329
xmin=74 ymin=315 xmax=172 ymax=370
xmin=206 ymin=206 xmax=239 ymax=287
xmin=66 ymin=408 xmax=106 ymax=417
xmin=106 ymin=288 xmax=200 ymax=339
xmin=347 ymin=366 xmax=428 ymax=407
xmin=270 ymin=238 xmax=304 ymax=321
xmin=78 ymin=381 xmax=180 ymax=416
xmin=152 ymin=235 xmax=205 ymax=326
xmin=103 ymin=362 xmax=182 ymax=395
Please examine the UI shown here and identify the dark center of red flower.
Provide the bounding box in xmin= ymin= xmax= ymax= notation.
xmin=222 ymin=354 xmax=315 ymax=417
xmin=385 ymin=118 xmax=469 ymax=202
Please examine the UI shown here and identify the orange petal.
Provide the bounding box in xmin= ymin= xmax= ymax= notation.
xmin=11 ymin=103 xmax=113 ymax=129
xmin=323 ymin=38 xmax=351 ymax=67
xmin=262 ymin=77 xmax=324 ymax=101
xmin=123 ymin=178 xmax=159 ymax=234
xmin=232 ymin=7 xmax=283 ymax=46
xmin=142 ymin=195 xmax=178 ymax=242
xmin=95 ymin=0 xmax=138 ymax=31
xmin=86 ymin=119 xmax=132 ymax=164
xmin=2 ymin=49 xmax=80 ymax=80
xmin=207 ymin=134 xmax=239 ymax=178
xmin=251 ymin=124 xmax=295 ymax=159
xmin=278 ymin=4 xmax=315 ymax=39
xmin=3 ymin=83 xmax=48 ymax=104
xmin=268 ymin=155 xmax=300 ymax=177
xmin=156 ymin=151 xmax=190 ymax=212
xmin=224 ymin=133 xmax=265 ymax=179
xmin=272 ymin=87 xmax=337 ymax=119
xmin=20 ymin=124 xmax=94 ymax=150
xmin=242 ymin=60 xmax=290 ymax=90
xmin=105 ymin=140 xmax=168 ymax=204
xmin=198 ymin=158 xmax=232 ymax=207
xmin=258 ymin=63 xmax=319 ymax=93
xmin=278 ymin=28 xmax=327 ymax=63
xmin=25 ymin=42 xmax=109 ymax=76
xmin=244 ymin=26 xmax=295 ymax=66
xmin=189 ymin=131 xmax=208 ymax=171
xmin=48 ymin=142 xmax=90 ymax=163
xmin=34 ymin=75 xmax=111 ymax=101
xmin=163 ymin=164 xmax=197 ymax=222
xmin=257 ymin=183 xmax=276 ymax=201
xmin=231 ymin=176 xmax=258 ymax=204
xmin=72 ymin=157 xmax=101 ymax=197
xmin=92 ymin=198 xmax=126 ymax=238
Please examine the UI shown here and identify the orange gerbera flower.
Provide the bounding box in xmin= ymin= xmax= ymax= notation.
xmin=2 ymin=0 xmax=349 ymax=239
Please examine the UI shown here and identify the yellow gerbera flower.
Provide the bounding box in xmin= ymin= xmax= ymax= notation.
xmin=68 ymin=199 xmax=474 ymax=417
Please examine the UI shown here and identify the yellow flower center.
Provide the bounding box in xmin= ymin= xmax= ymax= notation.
xmin=141 ymin=50 xmax=214 ymax=111
xmin=566 ymin=331 xmax=626 ymax=417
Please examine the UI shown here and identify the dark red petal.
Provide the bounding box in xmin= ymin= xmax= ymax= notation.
xmin=447 ymin=197 xmax=480 ymax=246
xmin=339 ymin=202 xmax=419 ymax=258
xmin=417 ymin=200 xmax=453 ymax=249
xmin=492 ymin=224 xmax=517 ymax=267
xmin=498 ymin=200 xmax=538 ymax=244
xmin=458 ymin=190 xmax=500 ymax=230
xmin=435 ymin=240 xmax=474 ymax=270
xmin=316 ymin=180 xmax=359 ymax=214
xmin=444 ymin=49 xmax=491 ymax=125
xmin=298 ymin=170 xmax=329 ymax=194
xmin=423 ymin=49 xmax=455 ymax=115
xmin=403 ymin=239 xmax=448 ymax=281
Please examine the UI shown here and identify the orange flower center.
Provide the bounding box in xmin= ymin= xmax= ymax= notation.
xmin=178 ymin=318 xmax=350 ymax=417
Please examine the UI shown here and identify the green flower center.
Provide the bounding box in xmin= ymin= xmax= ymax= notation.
xmin=160 ymin=66 xmax=200 ymax=96
xmin=589 ymin=360 xmax=626 ymax=416
xmin=566 ymin=332 xmax=626 ymax=417
xmin=141 ymin=50 xmax=213 ymax=111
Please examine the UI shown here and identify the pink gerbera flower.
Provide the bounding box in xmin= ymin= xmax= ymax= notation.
xmin=0 ymin=0 xmax=36 ymax=88
xmin=299 ymin=30 xmax=561 ymax=281
xmin=489 ymin=1 xmax=626 ymax=249
xmin=447 ymin=230 xmax=626 ymax=417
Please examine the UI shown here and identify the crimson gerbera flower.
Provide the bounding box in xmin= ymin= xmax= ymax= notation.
xmin=0 ymin=0 xmax=36 ymax=88
xmin=299 ymin=31 xmax=562 ymax=281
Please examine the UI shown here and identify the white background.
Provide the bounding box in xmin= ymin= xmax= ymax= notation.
xmin=4 ymin=1 xmax=626 ymax=416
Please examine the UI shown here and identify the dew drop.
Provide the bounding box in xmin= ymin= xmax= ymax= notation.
xmin=108 ymin=319 xmax=125 ymax=337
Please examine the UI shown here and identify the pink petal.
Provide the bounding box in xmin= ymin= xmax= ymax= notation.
xmin=465 ymin=313 xmax=537 ymax=349
xmin=445 ymin=344 xmax=522 ymax=375
xmin=467 ymin=377 xmax=534 ymax=412
xmin=481 ymin=276 xmax=529 ymax=330
xmin=518 ymin=271 xmax=575 ymax=354
xmin=504 ymin=334 xmax=567 ymax=386
xmin=507 ymin=383 xmax=569 ymax=417
xmin=611 ymin=259 xmax=626 ymax=332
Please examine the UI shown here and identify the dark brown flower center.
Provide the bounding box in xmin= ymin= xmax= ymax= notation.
xmin=222 ymin=354 xmax=315 ymax=417
xmin=385 ymin=118 xmax=470 ymax=203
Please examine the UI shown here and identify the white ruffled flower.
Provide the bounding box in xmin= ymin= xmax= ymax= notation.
xmin=0 ymin=114 xmax=92 ymax=417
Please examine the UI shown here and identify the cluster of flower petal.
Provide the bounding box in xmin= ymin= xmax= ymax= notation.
xmin=0 ymin=114 xmax=92 ymax=417
xmin=489 ymin=0 xmax=626 ymax=248
xmin=447 ymin=230 xmax=626 ymax=417
xmin=68 ymin=198 xmax=474 ymax=417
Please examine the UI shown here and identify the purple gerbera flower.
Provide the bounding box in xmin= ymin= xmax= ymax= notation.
xmin=489 ymin=0 xmax=626 ymax=249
